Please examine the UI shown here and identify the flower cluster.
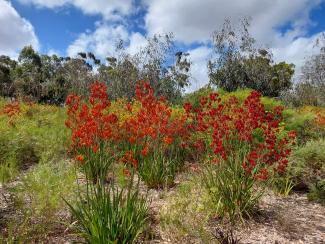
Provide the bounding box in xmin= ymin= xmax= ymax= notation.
xmin=184 ymin=90 xmax=296 ymax=180
xmin=120 ymin=150 xmax=138 ymax=168
xmin=313 ymin=109 xmax=325 ymax=138
xmin=64 ymin=80 xmax=188 ymax=180
xmin=316 ymin=109 xmax=325 ymax=126
xmin=2 ymin=101 xmax=20 ymax=118
xmin=64 ymin=80 xmax=296 ymax=182
xmin=122 ymin=81 xmax=188 ymax=159
xmin=2 ymin=100 xmax=21 ymax=126
xmin=65 ymin=81 xmax=119 ymax=160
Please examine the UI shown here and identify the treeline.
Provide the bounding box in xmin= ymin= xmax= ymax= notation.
xmin=0 ymin=18 xmax=324 ymax=106
xmin=0 ymin=34 xmax=190 ymax=105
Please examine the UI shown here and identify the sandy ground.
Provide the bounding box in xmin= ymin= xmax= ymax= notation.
xmin=1 ymin=179 xmax=325 ymax=244
xmin=146 ymin=186 xmax=325 ymax=244
xmin=236 ymin=192 xmax=325 ymax=244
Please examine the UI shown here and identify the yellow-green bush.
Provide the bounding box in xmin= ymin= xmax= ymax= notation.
xmin=283 ymin=107 xmax=325 ymax=144
xmin=0 ymin=100 xmax=69 ymax=182
xmin=184 ymin=88 xmax=283 ymax=111
xmin=183 ymin=86 xmax=215 ymax=108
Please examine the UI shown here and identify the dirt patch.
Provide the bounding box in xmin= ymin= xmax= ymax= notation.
xmin=146 ymin=184 xmax=325 ymax=244
xmin=228 ymin=193 xmax=325 ymax=244
xmin=2 ymin=173 xmax=325 ymax=243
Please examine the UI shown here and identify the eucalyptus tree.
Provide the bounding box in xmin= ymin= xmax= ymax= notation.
xmin=97 ymin=34 xmax=191 ymax=103
xmin=0 ymin=55 xmax=17 ymax=97
xmin=209 ymin=18 xmax=294 ymax=97
xmin=282 ymin=34 xmax=325 ymax=106
xmin=14 ymin=45 xmax=43 ymax=100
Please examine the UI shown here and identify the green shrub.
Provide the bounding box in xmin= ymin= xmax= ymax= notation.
xmin=261 ymin=96 xmax=283 ymax=111
xmin=17 ymin=106 xmax=69 ymax=164
xmin=289 ymin=139 xmax=325 ymax=186
xmin=184 ymin=88 xmax=283 ymax=112
xmin=218 ymin=88 xmax=253 ymax=102
xmin=287 ymin=139 xmax=325 ymax=197
xmin=280 ymin=81 xmax=325 ymax=107
xmin=0 ymin=131 xmax=16 ymax=182
xmin=0 ymin=133 xmax=39 ymax=183
xmin=0 ymin=157 xmax=17 ymax=184
xmin=66 ymin=177 xmax=148 ymax=244
xmin=15 ymin=139 xmax=39 ymax=170
xmin=283 ymin=109 xmax=317 ymax=144
xmin=308 ymin=180 xmax=325 ymax=203
xmin=182 ymin=86 xmax=215 ymax=109
xmin=272 ymin=174 xmax=295 ymax=197
xmin=0 ymin=130 xmax=10 ymax=163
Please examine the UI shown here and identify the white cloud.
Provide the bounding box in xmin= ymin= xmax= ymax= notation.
xmin=67 ymin=21 xmax=149 ymax=58
xmin=0 ymin=0 xmax=39 ymax=57
xmin=186 ymin=46 xmax=212 ymax=92
xmin=272 ymin=32 xmax=325 ymax=77
xmin=47 ymin=48 xmax=62 ymax=56
xmin=73 ymin=0 xmax=133 ymax=20
xmin=19 ymin=0 xmax=69 ymax=8
xmin=18 ymin=0 xmax=133 ymax=19
xmin=143 ymin=0 xmax=321 ymax=44
xmin=127 ymin=32 xmax=147 ymax=55
xmin=67 ymin=23 xmax=129 ymax=57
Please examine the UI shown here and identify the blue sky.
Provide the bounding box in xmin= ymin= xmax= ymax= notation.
xmin=1 ymin=0 xmax=325 ymax=90
xmin=11 ymin=1 xmax=99 ymax=53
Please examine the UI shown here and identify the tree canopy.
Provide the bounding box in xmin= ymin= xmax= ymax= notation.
xmin=208 ymin=18 xmax=295 ymax=97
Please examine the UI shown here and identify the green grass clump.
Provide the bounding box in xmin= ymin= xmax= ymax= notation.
xmin=3 ymin=161 xmax=77 ymax=242
xmin=202 ymin=156 xmax=265 ymax=223
xmin=159 ymin=175 xmax=215 ymax=243
xmin=13 ymin=161 xmax=77 ymax=218
xmin=138 ymin=151 xmax=183 ymax=189
xmin=66 ymin=178 xmax=148 ymax=244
